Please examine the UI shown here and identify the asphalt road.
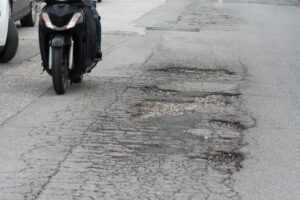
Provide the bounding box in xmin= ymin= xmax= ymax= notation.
xmin=0 ymin=0 xmax=299 ymax=199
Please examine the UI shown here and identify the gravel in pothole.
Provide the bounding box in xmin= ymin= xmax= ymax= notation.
xmin=151 ymin=67 xmax=235 ymax=76
xmin=206 ymin=151 xmax=244 ymax=171
xmin=139 ymin=95 xmax=229 ymax=118
xmin=210 ymin=119 xmax=246 ymax=130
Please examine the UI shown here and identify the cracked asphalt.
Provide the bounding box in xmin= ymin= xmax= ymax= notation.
xmin=0 ymin=0 xmax=299 ymax=199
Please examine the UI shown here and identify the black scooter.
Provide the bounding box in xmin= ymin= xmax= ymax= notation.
xmin=39 ymin=0 xmax=99 ymax=95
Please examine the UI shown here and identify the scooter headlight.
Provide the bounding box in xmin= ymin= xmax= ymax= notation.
xmin=66 ymin=12 xmax=82 ymax=29
xmin=42 ymin=13 xmax=55 ymax=30
xmin=42 ymin=12 xmax=82 ymax=30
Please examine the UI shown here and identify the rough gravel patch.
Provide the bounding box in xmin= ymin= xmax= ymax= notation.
xmin=210 ymin=119 xmax=247 ymax=130
xmin=188 ymin=151 xmax=244 ymax=171
xmin=139 ymin=85 xmax=179 ymax=94
xmin=139 ymin=95 xmax=229 ymax=118
xmin=206 ymin=151 xmax=244 ymax=171
xmin=151 ymin=66 xmax=235 ymax=75
xmin=146 ymin=27 xmax=200 ymax=32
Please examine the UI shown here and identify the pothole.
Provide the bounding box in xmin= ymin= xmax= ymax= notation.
xmin=204 ymin=92 xmax=241 ymax=97
xmin=151 ymin=67 xmax=235 ymax=76
xmin=138 ymin=95 xmax=230 ymax=118
xmin=189 ymin=151 xmax=243 ymax=171
xmin=158 ymin=82 xmax=238 ymax=95
xmin=140 ymin=85 xmax=179 ymax=94
xmin=186 ymin=129 xmax=241 ymax=140
xmin=136 ymin=85 xmax=241 ymax=98
xmin=206 ymin=151 xmax=243 ymax=171
xmin=210 ymin=119 xmax=246 ymax=130
xmin=146 ymin=27 xmax=200 ymax=33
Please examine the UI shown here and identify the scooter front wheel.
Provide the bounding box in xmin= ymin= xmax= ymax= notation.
xmin=51 ymin=47 xmax=68 ymax=95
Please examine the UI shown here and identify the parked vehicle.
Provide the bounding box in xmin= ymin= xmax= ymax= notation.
xmin=12 ymin=0 xmax=38 ymax=27
xmin=0 ymin=0 xmax=37 ymax=63
xmin=39 ymin=0 xmax=100 ymax=95
xmin=0 ymin=0 xmax=16 ymax=62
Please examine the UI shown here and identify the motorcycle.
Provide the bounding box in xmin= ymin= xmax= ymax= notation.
xmin=39 ymin=0 xmax=100 ymax=95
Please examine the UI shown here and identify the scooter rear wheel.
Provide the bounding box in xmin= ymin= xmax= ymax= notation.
xmin=51 ymin=47 xmax=68 ymax=95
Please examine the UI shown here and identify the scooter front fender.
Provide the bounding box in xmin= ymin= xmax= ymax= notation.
xmin=49 ymin=36 xmax=65 ymax=70
xmin=50 ymin=36 xmax=65 ymax=48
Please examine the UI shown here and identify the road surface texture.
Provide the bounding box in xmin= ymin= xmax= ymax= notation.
xmin=0 ymin=0 xmax=299 ymax=199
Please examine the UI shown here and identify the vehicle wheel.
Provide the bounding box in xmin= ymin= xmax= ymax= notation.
xmin=0 ymin=18 xmax=19 ymax=63
xmin=52 ymin=47 xmax=68 ymax=95
xmin=20 ymin=5 xmax=37 ymax=27
xmin=71 ymin=75 xmax=83 ymax=83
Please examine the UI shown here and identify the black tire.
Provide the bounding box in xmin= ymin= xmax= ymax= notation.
xmin=71 ymin=75 xmax=83 ymax=83
xmin=20 ymin=5 xmax=37 ymax=27
xmin=52 ymin=47 xmax=68 ymax=95
xmin=0 ymin=18 xmax=19 ymax=63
